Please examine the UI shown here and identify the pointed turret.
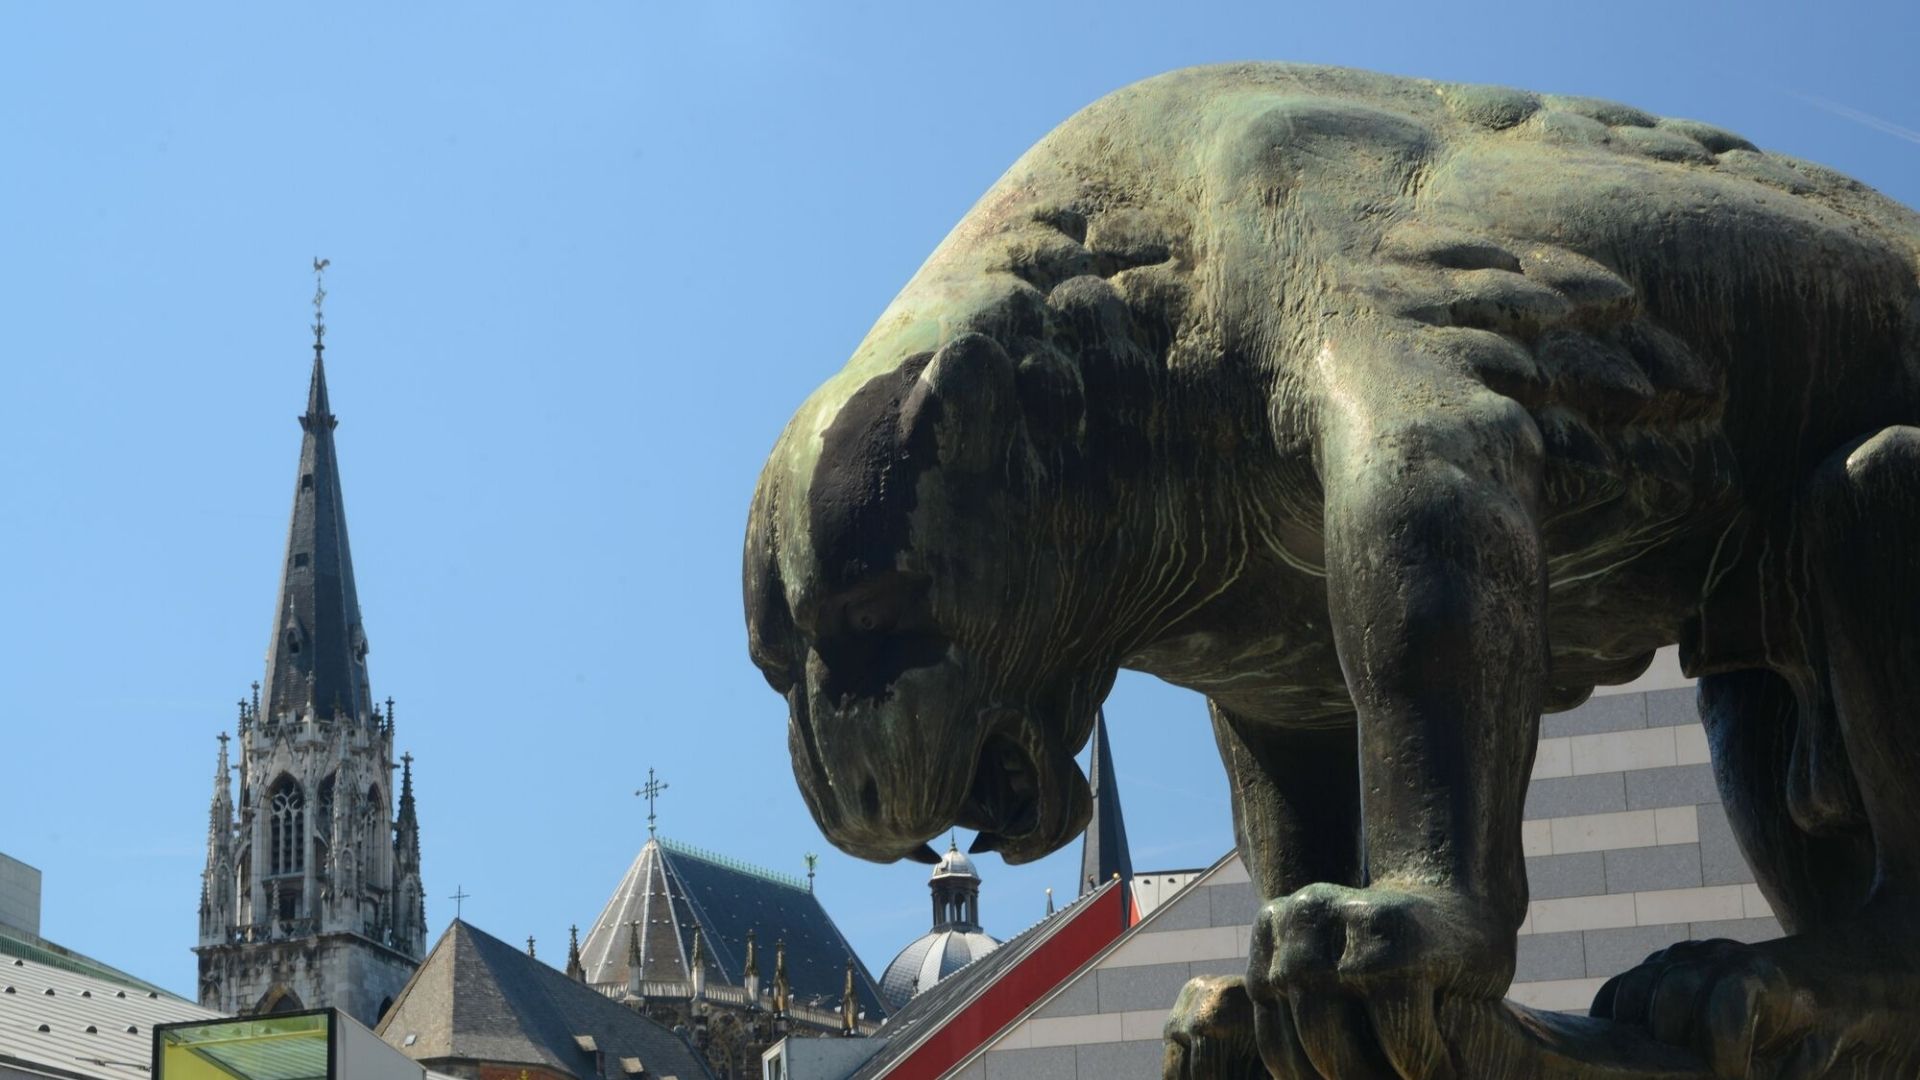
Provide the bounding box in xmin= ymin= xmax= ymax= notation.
xmin=199 ymin=731 xmax=236 ymax=946
xmin=1078 ymin=710 xmax=1133 ymax=895
xmin=565 ymin=924 xmax=585 ymax=981
xmin=260 ymin=348 xmax=373 ymax=725
xmin=393 ymin=750 xmax=426 ymax=955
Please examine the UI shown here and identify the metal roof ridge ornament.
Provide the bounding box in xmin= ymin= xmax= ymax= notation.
xmin=655 ymin=837 xmax=808 ymax=892
xmin=309 ymin=257 xmax=331 ymax=364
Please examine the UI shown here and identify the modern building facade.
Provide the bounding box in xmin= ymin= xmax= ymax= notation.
xmin=193 ymin=319 xmax=427 ymax=1028
xmin=933 ymin=655 xmax=1782 ymax=1078
xmin=0 ymin=855 xmax=40 ymax=941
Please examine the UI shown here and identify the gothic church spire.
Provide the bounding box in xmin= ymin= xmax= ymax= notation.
xmin=196 ymin=267 xmax=424 ymax=1029
xmin=260 ymin=291 xmax=372 ymax=724
xmin=1078 ymin=710 xmax=1133 ymax=894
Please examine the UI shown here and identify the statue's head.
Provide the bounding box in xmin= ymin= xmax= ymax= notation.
xmin=745 ymin=264 xmax=1161 ymax=866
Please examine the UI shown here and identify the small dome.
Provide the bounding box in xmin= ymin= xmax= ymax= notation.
xmin=931 ymin=843 xmax=978 ymax=881
xmin=879 ymin=927 xmax=1000 ymax=1008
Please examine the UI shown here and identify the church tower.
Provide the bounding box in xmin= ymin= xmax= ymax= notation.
xmin=195 ymin=269 xmax=426 ymax=1027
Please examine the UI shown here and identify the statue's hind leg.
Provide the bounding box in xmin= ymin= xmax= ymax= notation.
xmin=1246 ymin=344 xmax=1547 ymax=1080
xmin=1600 ymin=427 xmax=1920 ymax=1078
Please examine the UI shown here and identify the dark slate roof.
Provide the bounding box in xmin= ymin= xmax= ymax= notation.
xmin=1078 ymin=710 xmax=1133 ymax=895
xmin=848 ymin=879 xmax=1123 ymax=1080
xmin=260 ymin=351 xmax=375 ymax=724
xmin=580 ymin=839 xmax=889 ymax=1020
xmin=377 ymin=920 xmax=712 ymax=1080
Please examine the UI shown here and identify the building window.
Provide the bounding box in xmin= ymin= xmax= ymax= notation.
xmin=292 ymin=553 xmax=309 ymax=568
xmin=301 ymin=473 xmax=313 ymax=491
xmin=269 ymin=777 xmax=305 ymax=877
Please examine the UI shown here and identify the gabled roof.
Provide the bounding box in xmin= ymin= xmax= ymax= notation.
xmin=0 ymin=944 xmax=220 ymax=1080
xmin=849 ymin=878 xmax=1128 ymax=1080
xmin=579 ymin=838 xmax=888 ymax=1019
xmin=377 ymin=920 xmax=712 ymax=1080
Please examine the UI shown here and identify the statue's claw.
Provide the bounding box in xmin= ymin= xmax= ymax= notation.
xmin=1246 ymin=883 xmax=1509 ymax=1079
xmin=1594 ymin=931 xmax=1920 ymax=1078
xmin=1162 ymin=975 xmax=1265 ymax=1080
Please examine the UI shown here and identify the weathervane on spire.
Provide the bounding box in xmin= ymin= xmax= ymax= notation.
xmin=636 ymin=767 xmax=669 ymax=838
xmin=311 ymin=257 xmax=331 ymax=359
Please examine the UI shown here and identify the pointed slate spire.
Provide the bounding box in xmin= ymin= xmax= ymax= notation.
xmin=260 ymin=342 xmax=373 ymax=725
xmin=1078 ymin=710 xmax=1133 ymax=895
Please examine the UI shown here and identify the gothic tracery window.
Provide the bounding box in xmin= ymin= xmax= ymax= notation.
xmin=268 ymin=776 xmax=305 ymax=877
xmin=316 ymin=774 xmax=336 ymax=842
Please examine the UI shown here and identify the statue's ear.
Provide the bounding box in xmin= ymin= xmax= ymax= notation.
xmin=899 ymin=333 xmax=1018 ymax=472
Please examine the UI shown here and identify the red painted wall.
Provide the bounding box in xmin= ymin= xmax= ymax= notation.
xmin=881 ymin=884 xmax=1126 ymax=1080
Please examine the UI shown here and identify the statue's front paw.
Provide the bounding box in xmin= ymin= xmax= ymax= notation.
xmin=1247 ymin=882 xmax=1511 ymax=1079
xmin=1592 ymin=932 xmax=1920 ymax=1079
xmin=1163 ymin=975 xmax=1265 ymax=1079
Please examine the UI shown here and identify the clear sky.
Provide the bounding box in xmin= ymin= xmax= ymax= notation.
xmin=2 ymin=1 xmax=1916 ymax=999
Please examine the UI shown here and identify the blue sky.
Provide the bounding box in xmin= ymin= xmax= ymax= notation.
xmin=2 ymin=2 xmax=1915 ymax=998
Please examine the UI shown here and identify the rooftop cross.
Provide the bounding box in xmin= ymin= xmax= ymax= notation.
xmin=449 ymin=884 xmax=470 ymax=919
xmin=636 ymin=767 xmax=669 ymax=838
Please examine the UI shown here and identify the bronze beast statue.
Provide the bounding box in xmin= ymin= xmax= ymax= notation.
xmin=745 ymin=63 xmax=1920 ymax=1078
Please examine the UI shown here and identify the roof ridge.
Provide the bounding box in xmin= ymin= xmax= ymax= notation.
xmin=0 ymin=927 xmax=184 ymax=1000
xmin=657 ymin=836 xmax=808 ymax=891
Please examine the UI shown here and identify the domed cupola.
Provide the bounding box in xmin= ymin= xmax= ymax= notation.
xmin=879 ymin=838 xmax=1000 ymax=1008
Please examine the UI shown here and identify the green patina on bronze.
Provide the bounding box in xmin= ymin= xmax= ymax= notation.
xmin=745 ymin=63 xmax=1920 ymax=1078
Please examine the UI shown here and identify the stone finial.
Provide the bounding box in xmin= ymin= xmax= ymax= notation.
xmin=772 ymin=939 xmax=790 ymax=1016
xmin=743 ymin=929 xmax=760 ymax=1003
xmin=624 ymin=920 xmax=643 ymax=999
xmin=841 ymin=956 xmax=858 ymax=1035
xmin=690 ymin=927 xmax=707 ymax=1000
xmin=565 ymin=924 xmax=584 ymax=981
